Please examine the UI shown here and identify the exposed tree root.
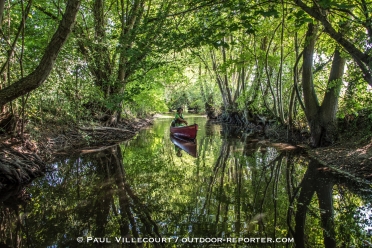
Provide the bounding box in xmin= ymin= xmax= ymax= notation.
xmin=0 ymin=113 xmax=16 ymax=134
xmin=36 ymin=118 xmax=154 ymax=157
xmin=0 ymin=143 xmax=46 ymax=185
xmin=0 ymin=117 xmax=154 ymax=208
xmin=214 ymin=110 xmax=308 ymax=144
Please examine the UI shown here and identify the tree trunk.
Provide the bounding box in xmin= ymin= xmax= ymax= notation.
xmin=264 ymin=23 xmax=281 ymax=119
xmin=307 ymin=49 xmax=345 ymax=146
xmin=221 ymin=38 xmax=233 ymax=108
xmin=302 ymin=23 xmax=319 ymax=119
xmin=317 ymin=49 xmax=346 ymax=146
xmin=211 ymin=50 xmax=228 ymax=108
xmin=0 ymin=0 xmax=5 ymax=30
xmin=295 ymin=0 xmax=372 ymax=86
xmin=302 ymin=23 xmax=346 ymax=147
xmin=0 ymin=0 xmax=81 ymax=108
xmin=290 ymin=33 xmax=305 ymax=127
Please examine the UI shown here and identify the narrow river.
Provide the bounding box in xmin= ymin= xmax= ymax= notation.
xmin=1 ymin=115 xmax=371 ymax=247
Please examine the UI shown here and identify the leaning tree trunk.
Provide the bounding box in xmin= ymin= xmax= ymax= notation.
xmin=0 ymin=0 xmax=81 ymax=107
xmin=295 ymin=0 xmax=372 ymax=86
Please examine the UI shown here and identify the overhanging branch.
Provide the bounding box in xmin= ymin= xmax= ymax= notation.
xmin=0 ymin=0 xmax=81 ymax=107
xmin=294 ymin=0 xmax=372 ymax=86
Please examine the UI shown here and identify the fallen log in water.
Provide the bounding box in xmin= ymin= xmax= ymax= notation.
xmin=79 ymin=144 xmax=119 ymax=154
xmin=78 ymin=126 xmax=136 ymax=133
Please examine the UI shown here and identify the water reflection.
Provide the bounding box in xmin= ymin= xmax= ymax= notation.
xmin=170 ymin=135 xmax=198 ymax=158
xmin=89 ymin=145 xmax=163 ymax=247
xmin=291 ymin=160 xmax=336 ymax=248
xmin=0 ymin=116 xmax=371 ymax=247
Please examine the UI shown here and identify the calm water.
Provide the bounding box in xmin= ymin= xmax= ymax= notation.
xmin=1 ymin=115 xmax=371 ymax=247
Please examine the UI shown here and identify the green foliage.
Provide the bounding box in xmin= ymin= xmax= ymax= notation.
xmin=126 ymin=88 xmax=168 ymax=117
xmin=288 ymin=10 xmax=313 ymax=28
xmin=0 ymin=0 xmax=371 ymax=139
xmin=334 ymin=189 xmax=371 ymax=247
xmin=254 ymin=7 xmax=280 ymax=18
xmin=338 ymin=63 xmax=372 ymax=118
xmin=318 ymin=0 xmax=355 ymax=10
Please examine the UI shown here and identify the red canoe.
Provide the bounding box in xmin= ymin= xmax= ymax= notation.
xmin=170 ymin=123 xmax=198 ymax=140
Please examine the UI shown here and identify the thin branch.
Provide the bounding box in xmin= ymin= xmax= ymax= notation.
xmin=0 ymin=0 xmax=32 ymax=76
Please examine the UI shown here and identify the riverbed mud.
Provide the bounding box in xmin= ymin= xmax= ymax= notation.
xmin=307 ymin=142 xmax=372 ymax=182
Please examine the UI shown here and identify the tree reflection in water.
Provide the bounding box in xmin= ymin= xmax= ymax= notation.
xmin=289 ymin=159 xmax=372 ymax=248
xmin=0 ymin=184 xmax=30 ymax=248
xmin=0 ymin=118 xmax=371 ymax=247
xmin=290 ymin=160 xmax=336 ymax=248
xmin=0 ymin=145 xmax=163 ymax=248
xmin=91 ymin=145 xmax=163 ymax=247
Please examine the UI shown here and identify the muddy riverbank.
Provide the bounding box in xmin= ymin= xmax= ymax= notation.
xmin=0 ymin=117 xmax=154 ymax=187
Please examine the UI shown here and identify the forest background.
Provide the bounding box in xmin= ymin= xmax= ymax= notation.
xmin=0 ymin=0 xmax=371 ymax=172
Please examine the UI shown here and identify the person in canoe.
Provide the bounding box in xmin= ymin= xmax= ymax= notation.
xmin=174 ymin=107 xmax=188 ymax=127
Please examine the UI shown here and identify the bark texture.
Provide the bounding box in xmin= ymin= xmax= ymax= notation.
xmin=0 ymin=0 xmax=5 ymax=29
xmin=302 ymin=23 xmax=346 ymax=147
xmin=295 ymin=0 xmax=372 ymax=86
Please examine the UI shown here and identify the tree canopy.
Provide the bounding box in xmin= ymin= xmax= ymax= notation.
xmin=0 ymin=0 xmax=371 ymax=147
